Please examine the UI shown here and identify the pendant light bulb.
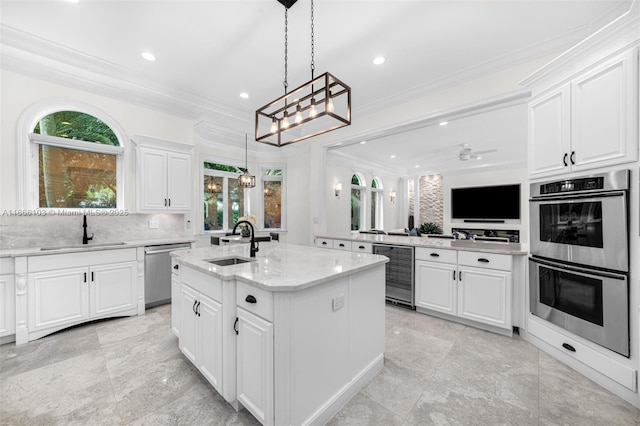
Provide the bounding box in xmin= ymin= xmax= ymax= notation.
xmin=309 ymin=99 xmax=317 ymax=118
xmin=295 ymin=105 xmax=303 ymax=124
xmin=270 ymin=117 xmax=278 ymax=133
xmin=327 ymin=91 xmax=334 ymax=113
xmin=281 ymin=111 xmax=290 ymax=129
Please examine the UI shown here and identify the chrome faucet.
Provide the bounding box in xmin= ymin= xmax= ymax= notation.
xmin=231 ymin=220 xmax=258 ymax=257
xmin=82 ymin=214 xmax=94 ymax=245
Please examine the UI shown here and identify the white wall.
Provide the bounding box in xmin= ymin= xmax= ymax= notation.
xmin=0 ymin=69 xmax=194 ymax=211
xmin=442 ymin=168 xmax=529 ymax=243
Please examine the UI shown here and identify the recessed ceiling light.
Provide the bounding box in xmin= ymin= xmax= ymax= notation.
xmin=66 ymin=0 xmax=80 ymax=3
xmin=373 ymin=56 xmax=386 ymax=65
xmin=360 ymin=141 xmax=367 ymax=144
xmin=140 ymin=51 xmax=156 ymax=62
xmin=240 ymin=92 xmax=249 ymax=99
xmin=415 ymin=165 xmax=420 ymax=168
xmin=390 ymin=155 xmax=396 ymax=159
xmin=439 ymin=121 xmax=448 ymax=126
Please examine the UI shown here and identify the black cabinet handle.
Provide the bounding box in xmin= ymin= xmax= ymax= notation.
xmin=91 ymin=271 xmax=94 ymax=281
xmin=453 ymin=270 xmax=456 ymax=280
xmin=358 ymin=246 xmax=365 ymax=250
xmin=459 ymin=271 xmax=462 ymax=281
xmin=322 ymin=241 xmax=327 ymax=245
xmin=84 ymin=272 xmax=87 ymax=283
xmin=168 ymin=198 xmax=171 ymax=207
xmin=234 ymin=317 xmax=239 ymax=335
xmin=245 ymin=295 xmax=257 ymax=304
xmin=164 ymin=198 xmax=167 ymax=206
xmin=570 ymin=151 xmax=575 ymax=165
xmin=562 ymin=343 xmax=576 ymax=352
xmin=563 ymin=153 xmax=568 ymax=166
xmin=173 ymin=264 xmax=179 ymax=270
xmin=477 ymin=258 xmax=490 ymax=263
xmin=192 ymin=300 xmax=198 ymax=315
xmin=339 ymin=243 xmax=345 ymax=247
xmin=196 ymin=301 xmax=201 ymax=316
xmin=430 ymin=253 xmax=440 ymax=257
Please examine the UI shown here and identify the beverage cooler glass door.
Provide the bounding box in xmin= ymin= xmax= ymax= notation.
xmin=529 ymin=257 xmax=629 ymax=357
xmin=530 ymin=192 xmax=628 ymax=272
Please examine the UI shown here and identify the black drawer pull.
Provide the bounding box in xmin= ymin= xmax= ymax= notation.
xmin=245 ymin=295 xmax=257 ymax=304
xmin=358 ymin=246 xmax=365 ymax=250
xmin=562 ymin=343 xmax=576 ymax=352
xmin=339 ymin=243 xmax=345 ymax=247
xmin=322 ymin=241 xmax=327 ymax=245
xmin=173 ymin=264 xmax=179 ymax=270
xmin=477 ymin=258 xmax=490 ymax=263
xmin=430 ymin=253 xmax=440 ymax=257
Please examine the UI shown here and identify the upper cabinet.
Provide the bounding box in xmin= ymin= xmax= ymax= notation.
xmin=528 ymin=48 xmax=639 ymax=178
xmin=133 ymin=135 xmax=193 ymax=213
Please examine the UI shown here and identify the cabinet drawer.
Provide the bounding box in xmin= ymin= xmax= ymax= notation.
xmin=351 ymin=242 xmax=372 ymax=253
xmin=181 ymin=266 xmax=222 ymax=302
xmin=332 ymin=240 xmax=352 ymax=251
xmin=28 ymin=248 xmax=137 ymax=272
xmin=237 ymin=281 xmax=273 ymax=322
xmin=315 ymin=238 xmax=333 ymax=249
xmin=458 ymin=251 xmax=512 ymax=271
xmin=415 ymin=247 xmax=457 ymax=264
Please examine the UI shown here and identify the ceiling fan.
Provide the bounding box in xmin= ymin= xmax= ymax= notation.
xmin=457 ymin=143 xmax=497 ymax=161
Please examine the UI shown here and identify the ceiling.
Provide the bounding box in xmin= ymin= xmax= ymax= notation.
xmin=0 ymin=0 xmax=633 ymax=172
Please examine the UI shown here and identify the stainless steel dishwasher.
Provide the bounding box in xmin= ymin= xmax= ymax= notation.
xmin=144 ymin=242 xmax=191 ymax=308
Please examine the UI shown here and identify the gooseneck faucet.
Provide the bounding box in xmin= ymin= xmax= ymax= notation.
xmin=82 ymin=214 xmax=94 ymax=245
xmin=231 ymin=220 xmax=258 ymax=257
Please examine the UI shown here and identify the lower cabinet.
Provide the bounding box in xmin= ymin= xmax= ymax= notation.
xmin=179 ymin=283 xmax=223 ymax=392
xmin=236 ymin=307 xmax=274 ymax=426
xmin=415 ymin=248 xmax=512 ymax=332
xmin=0 ymin=258 xmax=16 ymax=341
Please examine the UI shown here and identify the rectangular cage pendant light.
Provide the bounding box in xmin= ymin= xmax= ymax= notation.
xmin=255 ymin=72 xmax=351 ymax=147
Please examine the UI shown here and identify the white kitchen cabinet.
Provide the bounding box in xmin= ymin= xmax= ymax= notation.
xmin=16 ymin=248 xmax=141 ymax=344
xmin=415 ymin=248 xmax=513 ymax=333
xmin=236 ymin=307 xmax=274 ymax=426
xmin=180 ymin=283 xmax=223 ymax=391
xmin=314 ymin=237 xmax=333 ymax=249
xmin=528 ymin=48 xmax=638 ymax=178
xmin=137 ymin=147 xmax=191 ymax=212
xmin=0 ymin=258 xmax=16 ymax=341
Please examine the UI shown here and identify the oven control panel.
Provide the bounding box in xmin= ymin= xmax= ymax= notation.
xmin=540 ymin=176 xmax=604 ymax=195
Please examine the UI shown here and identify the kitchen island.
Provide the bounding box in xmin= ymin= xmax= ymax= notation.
xmin=171 ymin=243 xmax=388 ymax=426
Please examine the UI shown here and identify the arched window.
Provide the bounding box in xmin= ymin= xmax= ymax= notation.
xmin=351 ymin=173 xmax=366 ymax=231
xmin=18 ymin=101 xmax=126 ymax=209
xmin=371 ymin=177 xmax=384 ymax=230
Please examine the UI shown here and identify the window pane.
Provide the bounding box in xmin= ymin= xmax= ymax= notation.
xmin=351 ymin=174 xmax=360 ymax=185
xmin=34 ymin=111 xmax=118 ymax=146
xmin=204 ymin=162 xmax=244 ymax=173
xmin=228 ymin=178 xmax=246 ymax=226
xmin=204 ymin=176 xmax=224 ymax=231
xmin=371 ymin=179 xmax=377 ymax=189
xmin=38 ymin=145 xmax=116 ymax=208
xmin=263 ymin=181 xmax=282 ymax=228
xmin=371 ymin=190 xmax=377 ymax=229
xmin=351 ymin=188 xmax=361 ymax=231
xmin=263 ymin=169 xmax=282 ymax=176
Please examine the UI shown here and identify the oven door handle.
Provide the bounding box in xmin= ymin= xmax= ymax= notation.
xmin=529 ymin=190 xmax=626 ymax=203
xmin=529 ymin=256 xmax=627 ymax=280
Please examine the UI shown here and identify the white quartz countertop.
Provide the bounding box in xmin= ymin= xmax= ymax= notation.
xmin=0 ymin=237 xmax=196 ymax=258
xmin=316 ymin=233 xmax=529 ymax=255
xmin=172 ymin=243 xmax=389 ymax=292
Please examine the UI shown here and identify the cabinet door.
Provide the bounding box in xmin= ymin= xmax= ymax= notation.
xmin=571 ymin=48 xmax=639 ymax=172
xmin=138 ymin=148 xmax=169 ymax=211
xmin=237 ymin=308 xmax=274 ymax=426
xmin=458 ymin=267 xmax=511 ymax=330
xmin=0 ymin=274 xmax=15 ymax=337
xmin=171 ymin=271 xmax=180 ymax=337
xmin=197 ymin=293 xmax=223 ymax=391
xmin=415 ymin=260 xmax=457 ymax=315
xmin=528 ymin=84 xmax=571 ymax=178
xmin=179 ymin=284 xmax=199 ymax=364
xmin=28 ymin=268 xmax=89 ymax=331
xmin=89 ymin=261 xmax=137 ymax=318
xmin=166 ymin=152 xmax=191 ymax=211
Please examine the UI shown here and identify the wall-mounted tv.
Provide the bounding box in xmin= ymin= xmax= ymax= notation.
xmin=451 ymin=184 xmax=520 ymax=221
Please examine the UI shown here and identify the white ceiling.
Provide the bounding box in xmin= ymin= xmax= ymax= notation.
xmin=0 ymin=0 xmax=633 ymax=173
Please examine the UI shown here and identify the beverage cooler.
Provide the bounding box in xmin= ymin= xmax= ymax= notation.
xmin=373 ymin=244 xmax=415 ymax=308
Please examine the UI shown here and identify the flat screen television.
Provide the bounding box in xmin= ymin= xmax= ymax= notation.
xmin=451 ymin=184 xmax=520 ymax=221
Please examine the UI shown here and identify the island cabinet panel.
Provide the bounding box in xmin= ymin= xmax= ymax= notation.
xmin=236 ymin=307 xmax=274 ymax=426
xmin=170 ymin=258 xmax=181 ymax=337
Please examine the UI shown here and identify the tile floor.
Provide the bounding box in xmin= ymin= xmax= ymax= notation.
xmin=1 ymin=304 xmax=639 ymax=425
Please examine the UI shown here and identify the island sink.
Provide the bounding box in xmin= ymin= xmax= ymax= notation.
xmin=204 ymin=256 xmax=254 ymax=266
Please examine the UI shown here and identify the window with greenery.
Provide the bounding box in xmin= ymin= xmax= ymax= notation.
xmin=203 ymin=162 xmax=247 ymax=231
xmin=371 ymin=177 xmax=383 ymax=230
xmin=351 ymin=173 xmax=365 ymax=231
xmin=262 ymin=168 xmax=283 ymax=229
xmin=31 ymin=111 xmax=122 ymax=208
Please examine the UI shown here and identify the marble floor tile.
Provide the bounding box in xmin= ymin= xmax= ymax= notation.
xmin=326 ymin=393 xmax=405 ymax=426
xmin=146 ymin=303 xmax=172 ymax=323
xmin=95 ymin=311 xmax=168 ymax=347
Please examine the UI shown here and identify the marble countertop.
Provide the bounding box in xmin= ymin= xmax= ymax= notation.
xmin=172 ymin=243 xmax=389 ymax=292
xmin=0 ymin=237 xmax=197 ymax=258
xmin=316 ymin=233 xmax=529 ymax=255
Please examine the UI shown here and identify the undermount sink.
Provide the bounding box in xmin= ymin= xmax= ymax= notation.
xmin=204 ymin=256 xmax=254 ymax=266
xmin=40 ymin=242 xmax=127 ymax=251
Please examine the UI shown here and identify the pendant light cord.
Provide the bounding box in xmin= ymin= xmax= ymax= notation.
xmin=283 ymin=8 xmax=288 ymax=95
xmin=245 ymin=133 xmax=248 ymax=169
xmin=310 ymin=0 xmax=315 ymax=80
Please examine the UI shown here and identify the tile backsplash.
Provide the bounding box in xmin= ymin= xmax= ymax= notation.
xmin=0 ymin=213 xmax=189 ymax=249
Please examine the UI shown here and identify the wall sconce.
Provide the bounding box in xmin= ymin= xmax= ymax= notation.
xmin=334 ymin=183 xmax=342 ymax=199
xmin=390 ymin=191 xmax=397 ymax=203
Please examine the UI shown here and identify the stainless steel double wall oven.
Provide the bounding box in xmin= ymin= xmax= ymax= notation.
xmin=529 ymin=170 xmax=630 ymax=357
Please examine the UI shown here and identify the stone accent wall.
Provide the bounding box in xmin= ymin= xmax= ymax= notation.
xmin=408 ymin=179 xmax=415 ymax=216
xmin=418 ymin=174 xmax=443 ymax=230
